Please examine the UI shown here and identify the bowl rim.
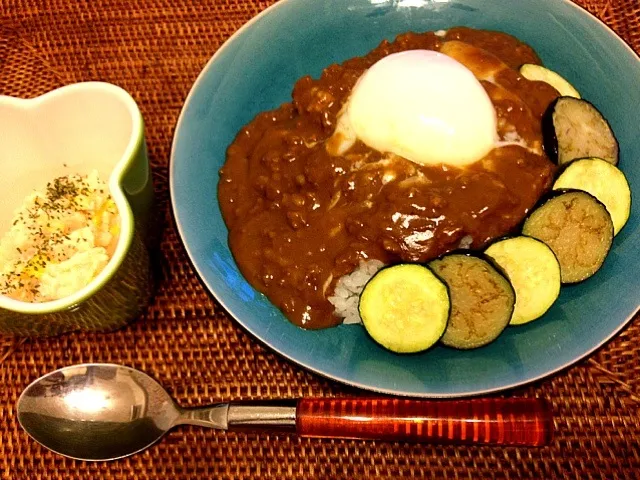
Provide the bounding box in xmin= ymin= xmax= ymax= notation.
xmin=170 ymin=0 xmax=640 ymax=397
xmin=0 ymin=81 xmax=143 ymax=314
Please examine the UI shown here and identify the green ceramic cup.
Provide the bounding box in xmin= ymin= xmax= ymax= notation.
xmin=0 ymin=82 xmax=154 ymax=336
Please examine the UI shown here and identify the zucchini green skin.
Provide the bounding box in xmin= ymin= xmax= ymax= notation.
xmin=519 ymin=64 xmax=581 ymax=98
xmin=358 ymin=263 xmax=450 ymax=354
xmin=542 ymin=96 xmax=619 ymax=166
xmin=522 ymin=189 xmax=614 ymax=284
xmin=484 ymin=236 xmax=562 ymax=326
xmin=429 ymin=252 xmax=515 ymax=350
xmin=553 ymin=157 xmax=631 ymax=236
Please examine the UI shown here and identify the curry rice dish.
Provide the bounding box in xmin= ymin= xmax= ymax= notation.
xmin=219 ymin=27 xmax=561 ymax=330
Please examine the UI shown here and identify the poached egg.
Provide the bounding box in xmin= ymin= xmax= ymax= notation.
xmin=329 ymin=49 xmax=498 ymax=167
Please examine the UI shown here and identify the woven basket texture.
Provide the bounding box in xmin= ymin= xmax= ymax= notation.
xmin=0 ymin=0 xmax=639 ymax=478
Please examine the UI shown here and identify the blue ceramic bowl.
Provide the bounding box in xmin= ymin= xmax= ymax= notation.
xmin=171 ymin=0 xmax=640 ymax=397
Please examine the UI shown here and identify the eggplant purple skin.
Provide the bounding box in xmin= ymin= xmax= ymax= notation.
xmin=541 ymin=96 xmax=561 ymax=162
xmin=357 ymin=262 xmax=452 ymax=356
xmin=520 ymin=187 xmax=611 ymax=234
xmin=522 ymin=188 xmax=614 ymax=286
xmin=430 ymin=249 xmax=516 ymax=303
xmin=541 ymin=96 xmax=620 ymax=166
xmin=528 ymin=187 xmax=613 ymax=217
xmin=429 ymin=251 xmax=516 ymax=351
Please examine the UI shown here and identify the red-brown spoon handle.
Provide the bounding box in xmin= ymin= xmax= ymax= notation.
xmin=296 ymin=397 xmax=552 ymax=446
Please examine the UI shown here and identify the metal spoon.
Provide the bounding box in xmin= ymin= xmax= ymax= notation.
xmin=17 ymin=363 xmax=553 ymax=461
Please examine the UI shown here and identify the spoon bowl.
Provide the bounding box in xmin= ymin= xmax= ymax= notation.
xmin=18 ymin=364 xmax=183 ymax=460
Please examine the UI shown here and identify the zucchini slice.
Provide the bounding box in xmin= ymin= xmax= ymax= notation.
xmin=358 ymin=264 xmax=449 ymax=354
xmin=553 ymin=157 xmax=631 ymax=235
xmin=523 ymin=190 xmax=614 ymax=283
xmin=542 ymin=96 xmax=619 ymax=166
xmin=429 ymin=253 xmax=515 ymax=349
xmin=520 ymin=64 xmax=580 ymax=98
xmin=485 ymin=237 xmax=561 ymax=325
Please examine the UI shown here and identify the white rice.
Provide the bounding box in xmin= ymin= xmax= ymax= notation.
xmin=328 ymin=259 xmax=385 ymax=325
xmin=458 ymin=235 xmax=474 ymax=249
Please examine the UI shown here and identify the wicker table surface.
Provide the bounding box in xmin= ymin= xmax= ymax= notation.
xmin=1 ymin=0 xmax=639 ymax=478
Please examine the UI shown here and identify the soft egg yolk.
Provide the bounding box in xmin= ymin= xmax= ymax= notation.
xmin=332 ymin=50 xmax=498 ymax=167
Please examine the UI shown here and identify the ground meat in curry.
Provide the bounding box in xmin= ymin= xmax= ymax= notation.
xmin=219 ymin=27 xmax=559 ymax=329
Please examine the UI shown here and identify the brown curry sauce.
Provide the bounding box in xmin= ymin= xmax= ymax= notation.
xmin=219 ymin=27 xmax=559 ymax=329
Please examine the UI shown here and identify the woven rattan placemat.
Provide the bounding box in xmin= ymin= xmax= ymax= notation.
xmin=1 ymin=0 xmax=639 ymax=478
